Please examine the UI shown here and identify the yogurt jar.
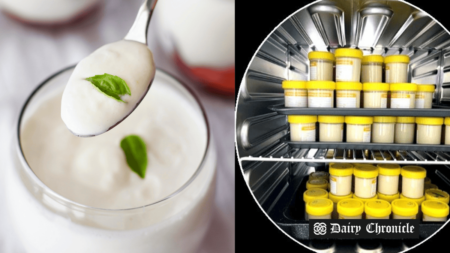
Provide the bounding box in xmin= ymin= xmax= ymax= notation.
xmin=415 ymin=84 xmax=435 ymax=108
xmin=329 ymin=163 xmax=353 ymax=196
xmin=425 ymin=189 xmax=450 ymax=204
xmin=318 ymin=116 xmax=344 ymax=142
xmin=401 ymin=166 xmax=426 ymax=199
xmin=354 ymin=165 xmax=378 ymax=199
xmin=336 ymin=82 xmax=362 ymax=108
xmin=421 ymin=200 xmax=449 ymax=222
xmin=377 ymin=192 xmax=400 ymax=203
xmin=309 ymin=171 xmax=330 ymax=181
xmin=391 ymin=199 xmax=418 ymax=219
xmin=288 ymin=115 xmax=317 ymax=142
xmin=306 ymin=199 xmax=334 ymax=220
xmin=395 ymin=117 xmax=415 ymax=144
xmin=372 ymin=116 xmax=396 ymax=143
xmin=390 ymin=83 xmax=417 ymax=108
xmin=306 ymin=81 xmax=336 ymax=108
xmin=384 ymin=55 xmax=410 ymax=83
xmin=361 ymin=55 xmax=383 ymax=83
xmin=345 ymin=116 xmax=373 ymax=143
xmin=334 ymin=48 xmax=363 ymax=82
xmin=303 ymin=189 xmax=329 ymax=219
xmin=329 ymin=192 xmax=353 ymax=219
xmin=365 ymin=200 xmax=392 ymax=219
xmin=400 ymin=194 xmax=426 ymax=220
xmin=306 ymin=178 xmax=329 ymax=190
xmin=308 ymin=51 xmax=335 ymax=81
xmin=337 ymin=199 xmax=364 ymax=219
xmin=377 ymin=164 xmax=401 ymax=195
xmin=416 ymin=117 xmax=443 ymax=145
xmin=445 ymin=117 xmax=450 ymax=145
xmin=362 ymin=83 xmax=389 ymax=108
xmin=282 ymin=80 xmax=307 ymax=107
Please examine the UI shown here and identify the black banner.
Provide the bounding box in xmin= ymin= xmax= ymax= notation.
xmin=309 ymin=219 xmax=420 ymax=239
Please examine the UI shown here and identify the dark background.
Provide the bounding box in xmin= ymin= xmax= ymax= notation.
xmin=235 ymin=0 xmax=449 ymax=251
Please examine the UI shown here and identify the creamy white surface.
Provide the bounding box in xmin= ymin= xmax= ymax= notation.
xmin=61 ymin=40 xmax=155 ymax=136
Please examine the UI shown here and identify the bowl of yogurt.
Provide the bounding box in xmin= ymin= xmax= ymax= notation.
xmin=6 ymin=66 xmax=217 ymax=253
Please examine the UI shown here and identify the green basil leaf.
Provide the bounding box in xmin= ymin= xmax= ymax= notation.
xmin=120 ymin=135 xmax=148 ymax=179
xmin=86 ymin=73 xmax=131 ymax=102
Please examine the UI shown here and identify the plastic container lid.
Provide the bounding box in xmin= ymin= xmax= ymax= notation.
xmin=400 ymin=194 xmax=425 ymax=206
xmin=401 ymin=166 xmax=426 ymax=179
xmin=384 ymin=55 xmax=410 ymax=64
xmin=303 ymin=188 xmax=329 ymax=203
xmin=318 ymin=116 xmax=345 ymax=124
xmin=335 ymin=48 xmax=363 ymax=59
xmin=329 ymin=163 xmax=354 ymax=176
xmin=377 ymin=192 xmax=400 ymax=203
xmin=306 ymin=178 xmax=329 ymax=190
xmin=306 ymin=81 xmax=336 ymax=90
xmin=354 ymin=165 xmax=378 ymax=178
xmin=425 ymin=189 xmax=450 ymax=204
xmin=373 ymin=116 xmax=397 ymax=123
xmin=353 ymin=193 xmax=378 ymax=203
xmin=282 ymin=80 xmax=307 ymax=89
xmin=390 ymin=83 xmax=418 ymax=92
xmin=417 ymin=84 xmax=435 ymax=92
xmin=345 ymin=116 xmax=373 ymax=125
xmin=336 ymin=82 xmax=362 ymax=91
xmin=337 ymin=199 xmax=364 ymax=217
xmin=306 ymin=198 xmax=334 ymax=216
xmin=329 ymin=192 xmax=353 ymax=203
xmin=391 ymin=199 xmax=418 ymax=217
xmin=365 ymin=200 xmax=392 ymax=218
xmin=308 ymin=51 xmax=335 ymax=61
xmin=362 ymin=55 xmax=384 ymax=64
xmin=363 ymin=83 xmax=389 ymax=91
xmin=445 ymin=117 xmax=450 ymax=125
xmin=421 ymin=200 xmax=449 ymax=218
xmin=416 ymin=117 xmax=444 ymax=126
xmin=287 ymin=115 xmax=317 ymax=124
xmin=377 ymin=164 xmax=401 ymax=176
xmin=309 ymin=171 xmax=329 ymax=180
xmin=397 ymin=117 xmax=415 ymax=124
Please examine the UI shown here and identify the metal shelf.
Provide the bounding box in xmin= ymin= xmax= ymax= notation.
xmin=289 ymin=141 xmax=450 ymax=152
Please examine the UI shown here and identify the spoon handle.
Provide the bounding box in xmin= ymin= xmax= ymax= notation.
xmin=124 ymin=0 xmax=158 ymax=44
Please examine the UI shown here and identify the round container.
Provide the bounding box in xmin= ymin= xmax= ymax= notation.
xmin=353 ymin=193 xmax=378 ymax=204
xmin=308 ymin=51 xmax=335 ymax=81
xmin=365 ymin=200 xmax=392 ymax=219
xmin=345 ymin=116 xmax=373 ymax=143
xmin=335 ymin=48 xmax=363 ymax=82
xmin=329 ymin=192 xmax=353 ymax=219
xmin=337 ymin=199 xmax=364 ymax=219
xmin=424 ymin=183 xmax=438 ymax=191
xmin=445 ymin=117 xmax=450 ymax=145
xmin=361 ymin=55 xmax=383 ymax=83
xmin=288 ymin=115 xmax=317 ymax=142
xmin=306 ymin=198 xmax=334 ymax=220
xmin=400 ymin=194 xmax=425 ymax=219
xmin=421 ymin=200 xmax=449 ymax=222
xmin=336 ymin=82 xmax=362 ymax=108
xmin=303 ymin=189 xmax=329 ymax=219
xmin=390 ymin=83 xmax=417 ymax=108
xmin=425 ymin=189 xmax=450 ymax=204
xmin=377 ymin=192 xmax=400 ymax=203
xmin=377 ymin=164 xmax=401 ymax=195
xmin=318 ymin=116 xmax=344 ymax=142
xmin=329 ymin=163 xmax=353 ymax=196
xmin=306 ymin=178 xmax=329 ymax=190
xmin=354 ymin=165 xmax=378 ymax=198
xmin=362 ymin=83 xmax=389 ymax=108
xmin=372 ymin=116 xmax=396 ymax=143
xmin=306 ymin=81 xmax=336 ymax=108
xmin=391 ymin=199 xmax=418 ymax=219
xmin=395 ymin=117 xmax=415 ymax=144
xmin=415 ymin=84 xmax=435 ymax=109
xmin=309 ymin=171 xmax=329 ymax=181
xmin=282 ymin=80 xmax=307 ymax=107
xmin=384 ymin=55 xmax=410 ymax=83
xmin=401 ymin=166 xmax=426 ymax=199
xmin=416 ymin=117 xmax=443 ymax=145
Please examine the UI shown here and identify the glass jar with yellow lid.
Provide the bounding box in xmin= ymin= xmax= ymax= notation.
xmin=395 ymin=117 xmax=415 ymax=144
xmin=329 ymin=192 xmax=353 ymax=219
xmin=337 ymin=199 xmax=364 ymax=219
xmin=425 ymin=189 xmax=449 ymax=204
xmin=303 ymin=188 xmax=329 ymax=219
xmin=288 ymin=115 xmax=317 ymax=142
xmin=361 ymin=55 xmax=383 ymax=83
xmin=306 ymin=81 xmax=336 ymax=108
xmin=345 ymin=116 xmax=373 ymax=143
xmin=309 ymin=171 xmax=329 ymax=181
xmin=416 ymin=117 xmax=443 ymax=145
xmin=282 ymin=80 xmax=307 ymax=108
xmin=391 ymin=199 xmax=418 ymax=219
xmin=306 ymin=198 xmax=334 ymax=220
xmin=335 ymin=48 xmax=363 ymax=82
xmin=372 ymin=116 xmax=396 ymax=143
xmin=377 ymin=164 xmax=401 ymax=195
xmin=336 ymin=82 xmax=362 ymax=108
xmin=306 ymin=178 xmax=328 ymax=190
xmin=362 ymin=83 xmax=389 ymax=108
xmin=354 ymin=165 xmax=378 ymax=198
xmin=329 ymin=163 xmax=353 ymax=196
xmin=400 ymin=194 xmax=425 ymax=220
xmin=384 ymin=55 xmax=410 ymax=83
xmin=390 ymin=83 xmax=417 ymax=108
xmin=445 ymin=117 xmax=450 ymax=145
xmin=378 ymin=192 xmax=400 ymax=203
xmin=415 ymin=84 xmax=435 ymax=108
xmin=308 ymin=51 xmax=334 ymax=81
xmin=365 ymin=200 xmax=392 ymax=219
xmin=401 ymin=166 xmax=426 ymax=198
xmin=318 ymin=116 xmax=344 ymax=142
xmin=421 ymin=200 xmax=449 ymax=222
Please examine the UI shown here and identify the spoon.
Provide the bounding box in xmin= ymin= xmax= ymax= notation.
xmin=125 ymin=0 xmax=158 ymax=45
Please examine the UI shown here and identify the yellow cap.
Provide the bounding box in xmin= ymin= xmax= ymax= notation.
xmin=377 ymin=164 xmax=401 ymax=176
xmin=345 ymin=116 xmax=373 ymax=125
xmin=329 ymin=163 xmax=353 ymax=176
xmin=400 ymin=194 xmax=425 ymax=205
xmin=306 ymin=178 xmax=328 ymax=190
xmin=309 ymin=171 xmax=329 ymax=180
xmin=401 ymin=166 xmax=426 ymax=179
xmin=421 ymin=200 xmax=449 ymax=218
xmin=329 ymin=192 xmax=353 ymax=203
xmin=282 ymin=80 xmax=307 ymax=89
xmin=306 ymin=198 xmax=334 ymax=216
xmin=353 ymin=193 xmax=378 ymax=203
xmin=287 ymin=115 xmax=317 ymax=124
xmin=365 ymin=200 xmax=392 ymax=218
xmin=445 ymin=117 xmax=450 ymax=125
xmin=416 ymin=117 xmax=443 ymax=125
xmin=337 ymin=199 xmax=364 ymax=217
xmin=354 ymin=165 xmax=378 ymax=178
xmin=362 ymin=83 xmax=389 ymax=91
xmin=362 ymin=55 xmax=384 ymax=64
xmin=390 ymin=83 xmax=417 ymax=92
xmin=425 ymin=189 xmax=450 ymax=204
xmin=306 ymin=81 xmax=336 ymax=90
xmin=373 ymin=116 xmax=397 ymax=123
xmin=397 ymin=117 xmax=415 ymax=124
xmin=417 ymin=84 xmax=435 ymax=92
xmin=308 ymin=51 xmax=335 ymax=61
xmin=391 ymin=199 xmax=418 ymax=217
xmin=318 ymin=116 xmax=344 ymax=124
xmin=303 ymin=189 xmax=329 ymax=203
xmin=336 ymin=82 xmax=362 ymax=91
xmin=378 ymin=192 xmax=400 ymax=203
xmin=335 ymin=48 xmax=363 ymax=59
xmin=424 ymin=183 xmax=438 ymax=191
xmin=384 ymin=55 xmax=410 ymax=64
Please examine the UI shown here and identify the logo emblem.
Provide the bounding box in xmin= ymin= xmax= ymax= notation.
xmin=313 ymin=222 xmax=327 ymax=235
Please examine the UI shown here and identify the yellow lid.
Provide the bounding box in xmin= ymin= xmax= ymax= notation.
xmin=365 ymin=200 xmax=392 ymax=218
xmin=309 ymin=171 xmax=329 ymax=180
xmin=303 ymin=189 xmax=329 ymax=203
xmin=377 ymin=192 xmax=400 ymax=203
xmin=425 ymin=189 xmax=450 ymax=204
xmin=416 ymin=117 xmax=443 ymax=125
xmin=306 ymin=81 xmax=336 ymax=90
xmin=362 ymin=55 xmax=384 ymax=64
xmin=353 ymin=193 xmax=378 ymax=203
xmin=306 ymin=198 xmax=334 ymax=216
xmin=306 ymin=178 xmax=328 ymax=190
xmin=391 ymin=199 xmax=418 ymax=216
xmin=445 ymin=117 xmax=450 ymax=125
xmin=377 ymin=164 xmax=401 ymax=176
xmin=401 ymin=166 xmax=426 ymax=179
xmin=308 ymin=51 xmax=335 ymax=61
xmin=417 ymin=84 xmax=435 ymax=93
xmin=318 ymin=116 xmax=344 ymax=124
xmin=329 ymin=163 xmax=353 ymax=176
xmin=373 ymin=116 xmax=397 ymax=123
xmin=384 ymin=55 xmax=410 ymax=64
xmin=362 ymin=83 xmax=389 ymax=91
xmin=345 ymin=116 xmax=373 ymax=125
xmin=337 ymin=199 xmax=364 ymax=217
xmin=335 ymin=48 xmax=363 ymax=59
xmin=329 ymin=192 xmax=353 ymax=203
xmin=336 ymin=82 xmax=362 ymax=91
xmin=354 ymin=165 xmax=378 ymax=178
xmin=282 ymin=80 xmax=307 ymax=89
xmin=397 ymin=117 xmax=415 ymax=124
xmin=400 ymin=194 xmax=425 ymax=205
xmin=390 ymin=83 xmax=417 ymax=92
xmin=421 ymin=200 xmax=449 ymax=218
xmin=424 ymin=183 xmax=438 ymax=191
xmin=288 ymin=115 xmax=317 ymax=124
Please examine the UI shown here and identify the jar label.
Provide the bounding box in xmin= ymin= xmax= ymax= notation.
xmin=285 ymin=96 xmax=307 ymax=107
xmin=336 ymin=63 xmax=354 ymax=81
xmin=391 ymin=93 xmax=414 ymax=108
xmin=336 ymin=92 xmax=357 ymax=108
xmin=300 ymin=127 xmax=316 ymax=141
xmin=302 ymin=125 xmax=316 ymax=131
xmin=308 ymin=91 xmax=333 ymax=107
xmin=285 ymin=90 xmax=307 ymax=97
xmin=330 ymin=176 xmax=337 ymax=194
xmin=363 ymin=126 xmax=371 ymax=142
xmin=415 ymin=98 xmax=425 ymax=108
xmin=371 ymin=178 xmax=377 ymax=195
xmin=381 ymin=93 xmax=388 ymax=108
xmin=310 ymin=62 xmax=317 ymax=80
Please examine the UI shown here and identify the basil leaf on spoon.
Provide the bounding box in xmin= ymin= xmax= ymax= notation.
xmin=120 ymin=135 xmax=148 ymax=178
xmin=86 ymin=73 xmax=131 ymax=102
